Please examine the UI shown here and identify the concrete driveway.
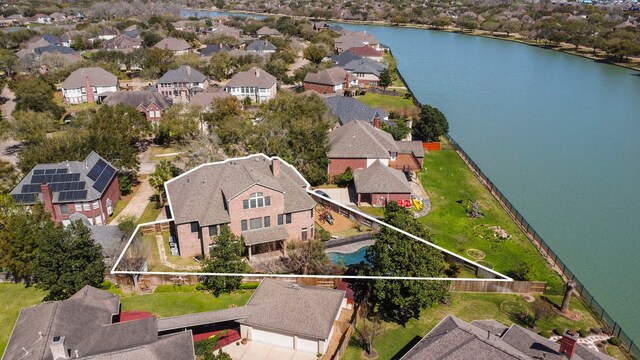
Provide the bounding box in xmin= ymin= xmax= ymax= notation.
xmin=320 ymin=187 xmax=357 ymax=206
xmin=220 ymin=341 xmax=317 ymax=360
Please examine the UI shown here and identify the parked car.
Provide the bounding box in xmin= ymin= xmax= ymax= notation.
xmin=315 ymin=190 xmax=331 ymax=199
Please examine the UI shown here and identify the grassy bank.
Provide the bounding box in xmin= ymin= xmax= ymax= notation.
xmin=419 ymin=140 xmax=564 ymax=294
xmin=343 ymin=292 xmax=603 ymax=360
xmin=0 ymin=284 xmax=46 ymax=356
xmin=357 ymin=93 xmax=414 ymax=113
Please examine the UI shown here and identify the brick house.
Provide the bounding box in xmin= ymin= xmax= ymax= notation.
xmin=340 ymin=58 xmax=387 ymax=88
xmin=224 ymin=67 xmax=277 ymax=103
xmin=103 ymin=91 xmax=172 ymax=124
xmin=303 ymin=67 xmax=355 ymax=94
xmin=165 ymin=154 xmax=317 ymax=259
xmin=9 ymin=152 xmax=120 ymax=226
xmin=353 ymin=160 xmax=412 ymax=206
xmin=61 ymin=67 xmax=118 ymax=104
xmin=327 ymin=120 xmax=424 ymax=178
xmin=157 ymin=65 xmax=208 ymax=103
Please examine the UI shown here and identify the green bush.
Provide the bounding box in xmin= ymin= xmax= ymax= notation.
xmin=553 ymin=328 xmax=565 ymax=336
xmin=608 ymin=337 xmax=621 ymax=346
xmin=538 ymin=330 xmax=552 ymax=339
xmin=578 ymin=328 xmax=589 ymax=338
xmin=194 ymin=336 xmax=220 ymax=357
xmin=239 ymin=282 xmax=259 ymax=290
xmin=196 ymin=283 xmax=207 ymax=291
xmin=100 ymin=280 xmax=114 ymax=290
xmin=333 ymin=167 xmax=354 ymax=187
xmin=320 ymin=229 xmax=331 ymax=241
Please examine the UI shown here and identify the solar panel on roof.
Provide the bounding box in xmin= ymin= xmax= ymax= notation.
xmin=87 ymin=159 xmax=107 ymax=181
xmin=33 ymin=169 xmax=45 ymax=175
xmin=92 ymin=165 xmax=116 ymax=193
xmin=45 ymin=169 xmax=56 ymax=174
xmin=21 ymin=184 xmax=41 ymax=193
xmin=59 ymin=190 xmax=87 ymax=202
xmin=56 ymin=168 xmax=68 ymax=174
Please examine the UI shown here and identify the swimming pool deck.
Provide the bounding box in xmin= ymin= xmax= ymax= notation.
xmin=325 ymin=240 xmax=374 ymax=254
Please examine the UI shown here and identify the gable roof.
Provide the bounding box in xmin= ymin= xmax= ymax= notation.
xmin=153 ymin=37 xmax=191 ymax=51
xmin=104 ymin=91 xmax=172 ymax=111
xmin=304 ymin=67 xmax=348 ymax=86
xmin=347 ymin=45 xmax=383 ymax=57
xmin=226 ymin=67 xmax=276 ymax=89
xmin=246 ymin=39 xmax=277 ymax=53
xmin=165 ymin=154 xmax=316 ymax=226
xmin=157 ymin=65 xmax=207 ymax=84
xmin=328 ymin=120 xmax=398 ymax=159
xmin=324 ymin=96 xmax=388 ymax=126
xmin=62 ymin=67 xmax=117 ymax=89
xmin=354 ymin=160 xmax=411 ymax=194
xmin=330 ymin=51 xmax=363 ymax=67
xmin=342 ymin=57 xmax=387 ymax=76
xmin=9 ymin=152 xmax=118 ymax=205
xmin=401 ymin=315 xmax=613 ymax=360
xmin=256 ymin=26 xmax=281 ymax=36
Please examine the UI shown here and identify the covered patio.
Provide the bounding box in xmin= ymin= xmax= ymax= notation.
xmin=241 ymin=226 xmax=288 ymax=261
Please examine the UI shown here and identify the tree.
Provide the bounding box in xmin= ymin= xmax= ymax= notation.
xmin=356 ymin=316 xmax=384 ymax=357
xmin=411 ymin=104 xmax=449 ymax=142
xmin=34 ymin=221 xmax=105 ymax=301
xmin=12 ymin=110 xmax=56 ymax=145
xmin=357 ymin=202 xmax=449 ymax=325
xmin=0 ymin=49 xmax=18 ymax=79
xmin=303 ymin=44 xmax=328 ymax=64
xmin=11 ymin=76 xmax=65 ymax=118
xmin=285 ymin=240 xmax=330 ymax=275
xmin=117 ymin=214 xmax=138 ymax=239
xmin=381 ymin=118 xmax=411 ymax=141
xmin=149 ymin=160 xmax=181 ymax=206
xmin=200 ymin=226 xmax=247 ymax=296
xmin=208 ymin=51 xmax=238 ymax=80
xmin=118 ymin=236 xmax=151 ymax=290
xmin=378 ymin=68 xmax=392 ymax=90
xmin=0 ymin=160 xmax=19 ymax=193
xmin=155 ymin=105 xmax=200 ymax=145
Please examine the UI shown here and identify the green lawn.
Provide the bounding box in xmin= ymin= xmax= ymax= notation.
xmin=141 ymin=233 xmax=175 ymax=272
xmin=419 ymin=140 xmax=564 ymax=294
xmin=0 ymin=284 xmax=46 ymax=355
xmin=161 ymin=230 xmax=202 ymax=268
xmin=357 ymin=93 xmax=414 ymax=112
xmin=139 ymin=201 xmax=163 ymax=224
xmin=120 ymin=289 xmax=253 ymax=318
xmin=343 ymin=292 xmax=603 ymax=360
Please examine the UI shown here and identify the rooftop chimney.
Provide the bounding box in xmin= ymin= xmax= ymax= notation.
xmin=50 ymin=336 xmax=70 ymax=360
xmin=40 ymin=183 xmax=58 ymax=223
xmin=271 ymin=158 xmax=280 ymax=177
xmin=373 ymin=113 xmax=380 ymax=129
xmin=559 ymin=329 xmax=579 ymax=358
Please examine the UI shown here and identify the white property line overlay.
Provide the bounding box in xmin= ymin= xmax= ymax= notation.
xmin=111 ymin=154 xmax=512 ymax=282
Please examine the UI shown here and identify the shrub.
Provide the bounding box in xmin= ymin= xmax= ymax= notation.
xmin=333 ymin=167 xmax=353 ymax=187
xmin=553 ymin=327 xmax=565 ymax=336
xmin=578 ymin=328 xmax=589 ymax=338
xmin=532 ymin=301 xmax=554 ymax=321
xmin=195 ymin=283 xmax=207 ymax=291
xmin=518 ymin=313 xmax=536 ymax=328
xmin=320 ymin=229 xmax=331 ymax=241
xmin=539 ymin=330 xmax=552 ymax=338
xmin=445 ymin=263 xmax=461 ymax=278
xmin=239 ymin=282 xmax=259 ymax=290
xmin=592 ymin=327 xmax=603 ymax=335
xmin=608 ymin=337 xmax=621 ymax=346
xmin=100 ymin=280 xmax=114 ymax=290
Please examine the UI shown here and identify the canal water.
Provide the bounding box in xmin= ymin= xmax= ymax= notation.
xmin=184 ymin=10 xmax=640 ymax=344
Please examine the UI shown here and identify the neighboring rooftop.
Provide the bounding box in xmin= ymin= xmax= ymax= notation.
xmin=165 ymin=154 xmax=316 ymax=227
xmin=354 ymin=160 xmax=412 ymax=194
xmin=226 ymin=67 xmax=276 ymax=89
xmin=199 ymin=43 xmax=232 ymax=57
xmin=246 ymin=39 xmax=277 ymax=53
xmin=324 ymin=96 xmax=388 ymax=126
xmin=62 ymin=67 xmax=118 ymax=89
xmin=256 ymin=26 xmax=282 ymax=36
xmin=304 ymin=67 xmax=349 ymax=86
xmin=342 ymin=57 xmax=387 ymax=76
xmin=330 ymin=51 xmax=363 ymax=67
xmin=153 ymin=37 xmax=191 ymax=52
xmin=188 ymin=90 xmax=233 ymax=108
xmin=157 ymin=65 xmax=207 ymax=84
xmin=328 ymin=120 xmax=398 ymax=159
xmin=9 ymin=152 xmax=117 ymax=205
xmin=103 ymin=91 xmax=172 ymax=111
xmin=347 ymin=45 xmax=384 ymax=58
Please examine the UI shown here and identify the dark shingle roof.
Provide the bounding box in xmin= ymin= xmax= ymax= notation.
xmin=246 ymin=40 xmax=277 ymax=53
xmin=328 ymin=120 xmax=398 ymax=159
xmin=324 ymin=96 xmax=388 ymax=126
xmin=165 ymin=155 xmax=316 ymax=226
xmin=342 ymin=57 xmax=387 ymax=77
xmin=104 ymin=91 xmax=172 ymax=111
xmin=157 ymin=65 xmax=207 ymax=84
xmin=354 ymin=160 xmax=411 ymax=194
xmin=34 ymin=45 xmax=78 ymax=56
xmin=199 ymin=43 xmax=232 ymax=56
xmin=330 ymin=51 xmax=363 ymax=67
xmin=62 ymin=67 xmax=117 ymax=89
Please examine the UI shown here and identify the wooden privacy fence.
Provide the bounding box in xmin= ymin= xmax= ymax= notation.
xmin=422 ymin=142 xmax=441 ymax=151
xmin=112 ymin=273 xmax=339 ymax=289
xmin=451 ymin=280 xmax=546 ymax=294
xmin=140 ymin=222 xmax=171 ymax=235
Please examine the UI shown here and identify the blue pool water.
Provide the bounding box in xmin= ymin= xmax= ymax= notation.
xmin=328 ymin=246 xmax=370 ymax=265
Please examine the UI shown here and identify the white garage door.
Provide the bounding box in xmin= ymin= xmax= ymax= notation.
xmin=252 ymin=328 xmax=294 ymax=349
xmin=297 ymin=337 xmax=318 ymax=354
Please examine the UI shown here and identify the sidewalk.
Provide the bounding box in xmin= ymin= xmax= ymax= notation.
xmin=110 ymin=179 xmax=155 ymax=225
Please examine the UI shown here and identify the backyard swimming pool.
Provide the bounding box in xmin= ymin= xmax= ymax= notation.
xmin=328 ymin=246 xmax=369 ymax=265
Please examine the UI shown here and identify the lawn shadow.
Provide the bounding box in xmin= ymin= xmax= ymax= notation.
xmin=391 ymin=335 xmax=423 ymax=360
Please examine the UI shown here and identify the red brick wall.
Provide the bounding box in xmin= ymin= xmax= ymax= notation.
xmin=228 ymin=184 xmax=286 ymax=235
xmin=50 ymin=176 xmax=121 ymax=225
xmin=328 ymin=158 xmax=367 ymax=178
xmin=176 ymin=222 xmax=203 ymax=258
xmin=304 ymin=82 xmax=337 ymax=94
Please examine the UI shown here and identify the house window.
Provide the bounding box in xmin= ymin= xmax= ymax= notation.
xmin=83 ymin=202 xmax=91 ymax=211
xmin=264 ymin=216 xmax=270 ymax=228
xmin=301 ymin=227 xmax=308 ymax=240
xmin=241 ymin=220 xmax=248 ymax=231
xmin=75 ymin=203 xmax=82 ymax=212
xmin=60 ymin=204 xmax=69 ymax=215
xmin=209 ymin=225 xmax=218 ymax=237
xmin=93 ymin=201 xmax=99 ymax=210
xmin=190 ymin=222 xmax=199 ymax=233
xmin=249 ymin=217 xmax=262 ymax=230
xmin=278 ymin=214 xmax=283 ymax=225
xmin=95 ymin=216 xmax=102 ymax=225
xmin=286 ymin=213 xmax=292 ymax=224
xmin=244 ymin=192 xmax=270 ymax=209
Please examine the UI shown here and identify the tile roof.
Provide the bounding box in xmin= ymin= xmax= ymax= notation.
xmin=304 ymin=67 xmax=348 ymax=86
xmin=354 ymin=160 xmax=412 ymax=194
xmin=9 ymin=152 xmax=117 ymax=205
xmin=157 ymin=65 xmax=207 ymax=84
xmin=103 ymin=91 xmax=172 ymax=111
xmin=246 ymin=40 xmax=277 ymax=53
xmin=226 ymin=67 xmax=276 ymax=89
xmin=165 ymin=154 xmax=316 ymax=226
xmin=153 ymin=37 xmax=191 ymax=51
xmin=328 ymin=120 xmax=398 ymax=159
xmin=62 ymin=67 xmax=118 ymax=89
xmin=324 ymin=96 xmax=388 ymax=126
xmin=401 ymin=315 xmax=613 ymax=360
